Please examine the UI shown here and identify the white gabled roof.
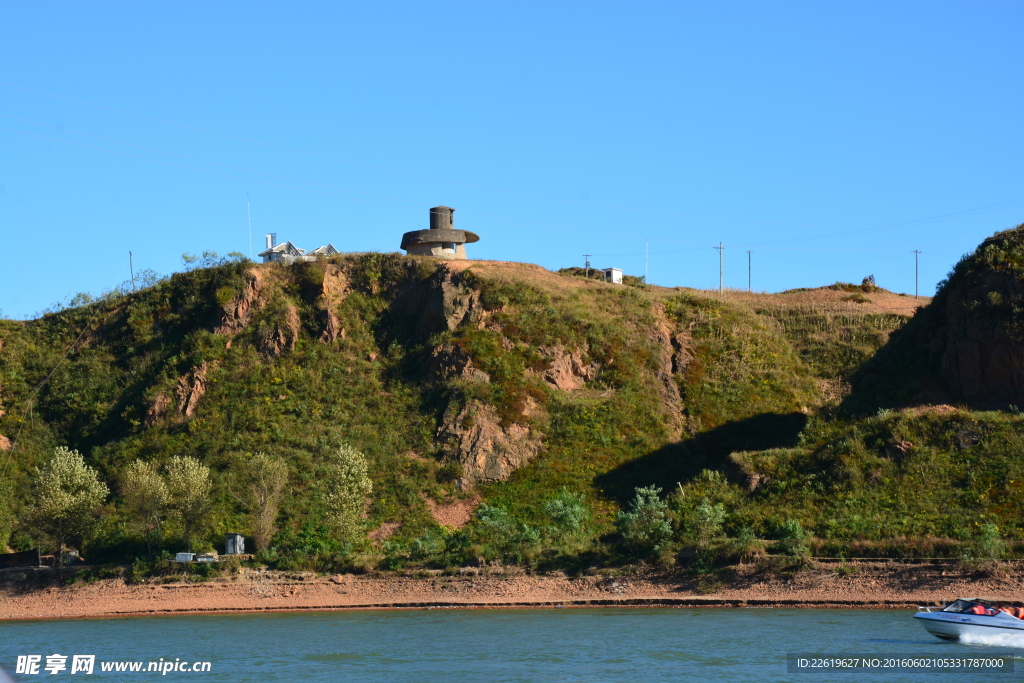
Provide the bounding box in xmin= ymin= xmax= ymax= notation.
xmin=257 ymin=241 xmax=304 ymax=257
xmin=306 ymin=243 xmax=338 ymax=256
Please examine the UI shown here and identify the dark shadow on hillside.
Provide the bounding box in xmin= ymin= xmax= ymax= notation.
xmin=838 ymin=303 xmax=951 ymax=416
xmin=595 ymin=412 xmax=808 ymax=504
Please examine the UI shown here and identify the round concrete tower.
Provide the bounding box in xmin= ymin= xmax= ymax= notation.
xmin=401 ymin=206 xmax=479 ymax=259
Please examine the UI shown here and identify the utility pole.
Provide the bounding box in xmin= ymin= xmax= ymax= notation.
xmin=714 ymin=242 xmax=724 ymax=293
xmin=129 ymin=251 xmax=135 ymax=294
xmin=247 ymin=192 xmax=253 ymax=261
xmin=584 ymin=254 xmax=592 ymax=280
xmin=747 ymin=250 xmax=752 ymax=292
xmin=912 ymin=250 xmax=921 ymax=298
xmin=645 ymin=240 xmax=649 ymax=285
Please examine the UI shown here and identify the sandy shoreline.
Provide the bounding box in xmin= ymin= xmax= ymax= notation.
xmin=2 ymin=559 xmax=1021 ymax=621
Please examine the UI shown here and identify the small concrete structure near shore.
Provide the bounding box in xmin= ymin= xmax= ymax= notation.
xmin=401 ymin=206 xmax=479 ymax=259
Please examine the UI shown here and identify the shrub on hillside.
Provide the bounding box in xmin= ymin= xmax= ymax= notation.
xmin=776 ymin=519 xmax=811 ymax=561
xmin=544 ymin=488 xmax=590 ymax=543
xmin=472 ymin=504 xmax=541 ymax=564
xmin=616 ymin=486 xmax=672 ymax=554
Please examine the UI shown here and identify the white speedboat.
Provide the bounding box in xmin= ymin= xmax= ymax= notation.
xmin=915 ymin=598 xmax=1024 ymax=641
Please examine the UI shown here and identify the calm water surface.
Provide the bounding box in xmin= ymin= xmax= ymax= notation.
xmin=1 ymin=608 xmax=1019 ymax=682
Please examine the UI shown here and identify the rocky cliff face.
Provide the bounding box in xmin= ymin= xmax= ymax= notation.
xmin=851 ymin=225 xmax=1024 ymax=410
xmin=933 ymin=269 xmax=1024 ymax=408
xmin=206 ymin=259 xmax=554 ymax=486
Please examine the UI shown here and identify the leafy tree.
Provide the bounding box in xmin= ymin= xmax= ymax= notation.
xmin=24 ymin=447 xmax=109 ymax=568
xmin=616 ymin=486 xmax=672 ymax=553
xmin=121 ymin=460 xmax=169 ymax=560
xmin=324 ymin=444 xmax=372 ymax=541
xmin=544 ymin=488 xmax=590 ymax=543
xmin=236 ymin=452 xmax=289 ymax=551
xmin=166 ymin=456 xmax=213 ymax=553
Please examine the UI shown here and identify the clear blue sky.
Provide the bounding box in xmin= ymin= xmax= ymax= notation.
xmin=1 ymin=1 xmax=1021 ymax=318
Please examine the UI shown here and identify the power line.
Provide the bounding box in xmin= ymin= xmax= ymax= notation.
xmin=0 ymin=258 xmax=131 ymax=481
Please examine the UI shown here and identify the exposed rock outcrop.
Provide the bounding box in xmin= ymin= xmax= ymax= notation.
xmin=215 ymin=269 xmax=264 ymax=336
xmin=0 ymin=434 xmax=11 ymax=451
xmin=318 ymin=267 xmax=350 ymax=344
xmin=438 ymin=401 xmax=543 ymax=487
xmin=319 ymin=309 xmax=344 ymax=344
xmin=652 ymin=305 xmax=687 ymax=438
xmin=256 ymin=305 xmax=301 ymax=358
xmin=937 ymin=328 xmax=1024 ymax=408
xmin=175 ymin=363 xmax=210 ymax=417
xmin=430 ymin=343 xmax=490 ymax=383
xmin=393 ymin=265 xmax=482 ymax=342
xmin=538 ymin=345 xmax=596 ymax=391
xmin=926 ymin=260 xmax=1024 ymax=407
xmin=144 ymin=393 xmax=171 ymax=426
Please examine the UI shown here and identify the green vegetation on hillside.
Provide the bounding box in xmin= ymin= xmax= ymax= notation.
xmin=4 ymin=232 xmax=1024 ymax=575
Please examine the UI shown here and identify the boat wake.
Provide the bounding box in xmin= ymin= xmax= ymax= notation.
xmin=959 ymin=631 xmax=1024 ymax=649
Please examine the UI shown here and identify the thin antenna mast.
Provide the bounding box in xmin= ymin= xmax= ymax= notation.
xmin=645 ymin=240 xmax=649 ymax=285
xmin=247 ymin=192 xmax=253 ymax=260
xmin=912 ymin=250 xmax=921 ymax=298
xmin=129 ymin=251 xmax=135 ymax=294
xmin=714 ymin=242 xmax=724 ymax=293
xmin=747 ymin=250 xmax=752 ymax=292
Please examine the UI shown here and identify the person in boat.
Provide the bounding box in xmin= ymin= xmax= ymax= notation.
xmin=989 ymin=602 xmax=1024 ymax=619
xmin=964 ymin=602 xmax=998 ymax=616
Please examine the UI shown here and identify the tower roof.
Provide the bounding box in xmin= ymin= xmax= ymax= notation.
xmin=400 ymin=229 xmax=479 ymax=250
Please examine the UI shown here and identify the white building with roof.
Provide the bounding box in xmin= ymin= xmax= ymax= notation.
xmin=258 ymin=234 xmax=337 ymax=264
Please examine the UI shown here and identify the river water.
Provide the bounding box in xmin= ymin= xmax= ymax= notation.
xmin=1 ymin=608 xmax=1020 ymax=681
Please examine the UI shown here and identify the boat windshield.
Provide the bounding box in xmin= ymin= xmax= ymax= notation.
xmin=942 ymin=599 xmax=983 ymax=613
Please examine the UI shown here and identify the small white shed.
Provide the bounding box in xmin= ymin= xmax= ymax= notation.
xmin=603 ymin=268 xmax=623 ymax=284
xmin=175 ymin=552 xmax=196 ymax=562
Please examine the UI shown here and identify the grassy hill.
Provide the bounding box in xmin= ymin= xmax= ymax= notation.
xmin=4 ymin=240 xmax=1022 ymax=573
